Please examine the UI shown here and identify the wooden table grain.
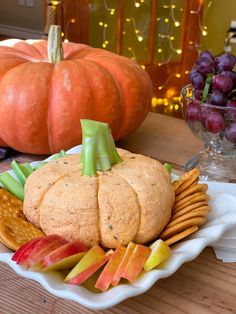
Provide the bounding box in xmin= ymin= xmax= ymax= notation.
xmin=0 ymin=113 xmax=235 ymax=314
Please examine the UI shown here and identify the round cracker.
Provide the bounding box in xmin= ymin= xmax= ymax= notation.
xmin=174 ymin=193 xmax=209 ymax=212
xmin=172 ymin=204 xmax=211 ymax=220
xmin=172 ymin=169 xmax=200 ymax=194
xmin=175 ymin=184 xmax=208 ymax=203
xmin=159 ymin=217 xmax=206 ymax=240
xmin=165 ymin=226 xmax=198 ymax=246
xmin=167 ymin=209 xmax=210 ymax=228
xmin=0 ymin=188 xmax=23 ymax=208
xmin=0 ymin=203 xmax=25 ymax=220
xmin=0 ymin=217 xmax=44 ymax=251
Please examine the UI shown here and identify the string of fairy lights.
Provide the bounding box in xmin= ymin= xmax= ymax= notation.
xmin=45 ymin=0 xmax=212 ymax=114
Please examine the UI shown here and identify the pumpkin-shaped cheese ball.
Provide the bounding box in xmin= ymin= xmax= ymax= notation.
xmin=23 ymin=149 xmax=174 ymax=248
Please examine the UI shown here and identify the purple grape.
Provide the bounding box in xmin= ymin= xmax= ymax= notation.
xmin=225 ymin=122 xmax=236 ymax=143
xmin=212 ymin=74 xmax=233 ymax=94
xmin=205 ymin=111 xmax=225 ymax=133
xmin=194 ymin=89 xmax=203 ymax=100
xmin=186 ymin=101 xmax=201 ymax=121
xmin=189 ymin=69 xmax=198 ymax=81
xmin=190 ymin=72 xmax=205 ymax=89
xmin=216 ymin=53 xmax=236 ymax=72
xmin=196 ymin=57 xmax=215 ymax=75
xmin=200 ymin=50 xmax=214 ymax=61
xmin=209 ymin=90 xmax=226 ymax=106
xmin=226 ymin=100 xmax=236 ymax=122
xmin=221 ymin=70 xmax=236 ymax=87
xmin=201 ymin=106 xmax=215 ymax=123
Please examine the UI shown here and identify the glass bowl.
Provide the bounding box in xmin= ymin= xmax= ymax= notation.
xmin=181 ymin=84 xmax=236 ymax=182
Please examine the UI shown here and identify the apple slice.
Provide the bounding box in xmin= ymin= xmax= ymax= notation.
xmin=143 ymin=239 xmax=171 ymax=272
xmin=121 ymin=244 xmax=151 ymax=282
xmin=12 ymin=237 xmax=43 ymax=263
xmin=20 ymin=234 xmax=68 ymax=269
xmin=65 ymin=245 xmax=112 ymax=285
xmin=41 ymin=240 xmax=88 ymax=271
xmin=111 ymin=241 xmax=136 ymax=286
xmin=95 ymin=245 xmax=126 ymax=291
xmin=42 ymin=252 xmax=86 ymax=271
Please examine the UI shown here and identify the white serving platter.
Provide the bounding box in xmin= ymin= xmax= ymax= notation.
xmin=0 ymin=145 xmax=236 ymax=310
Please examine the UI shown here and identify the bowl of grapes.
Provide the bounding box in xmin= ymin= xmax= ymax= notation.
xmin=181 ymin=51 xmax=236 ymax=182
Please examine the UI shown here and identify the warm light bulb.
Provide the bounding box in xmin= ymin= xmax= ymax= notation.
xmin=202 ymin=30 xmax=208 ymax=36
xmin=170 ymin=36 xmax=175 ymax=40
xmin=102 ymin=43 xmax=106 ymax=48
xmin=110 ymin=9 xmax=115 ymax=15
xmin=174 ymin=105 xmax=179 ymax=110
xmin=137 ymin=36 xmax=143 ymax=42
xmin=174 ymin=21 xmax=180 ymax=27
xmin=185 ymin=70 xmax=189 ymax=74
xmin=128 ymin=47 xmax=132 ymax=51
xmin=164 ymin=18 xmax=169 ymax=23
xmin=61 ymin=32 xmax=64 ymax=37
xmin=64 ymin=39 xmax=69 ymax=43
xmin=126 ymin=18 xmax=131 ymax=22
xmin=105 ymin=40 xmax=109 ymax=44
xmin=176 ymin=49 xmax=182 ymax=54
xmin=158 ymin=86 xmax=163 ymax=90
xmin=141 ymin=65 xmax=145 ymax=69
xmin=135 ymin=2 xmax=140 ymax=7
xmin=104 ymin=23 xmax=108 ymax=28
xmin=157 ymin=48 xmax=163 ymax=53
xmin=98 ymin=21 xmax=103 ymax=26
xmin=175 ymin=73 xmax=181 ymax=78
xmin=172 ymin=4 xmax=176 ymax=8
xmin=135 ymin=29 xmax=139 ymax=34
xmin=70 ymin=18 xmax=75 ymax=23
xmin=51 ymin=0 xmax=59 ymax=5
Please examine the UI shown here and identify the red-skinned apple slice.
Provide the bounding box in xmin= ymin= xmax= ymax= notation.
xmin=65 ymin=245 xmax=112 ymax=285
xmin=95 ymin=245 xmax=126 ymax=291
xmin=12 ymin=237 xmax=43 ymax=263
xmin=111 ymin=241 xmax=136 ymax=286
xmin=42 ymin=252 xmax=86 ymax=271
xmin=41 ymin=240 xmax=88 ymax=271
xmin=20 ymin=235 xmax=68 ymax=269
xmin=121 ymin=244 xmax=151 ymax=282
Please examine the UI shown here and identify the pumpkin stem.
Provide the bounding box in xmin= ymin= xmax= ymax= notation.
xmin=80 ymin=120 xmax=122 ymax=176
xmin=48 ymin=25 xmax=64 ymax=64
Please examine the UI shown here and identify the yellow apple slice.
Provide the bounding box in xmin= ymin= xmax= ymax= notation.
xmin=143 ymin=239 xmax=171 ymax=272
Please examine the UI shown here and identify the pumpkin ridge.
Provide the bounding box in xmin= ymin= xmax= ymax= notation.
xmin=47 ymin=62 xmax=56 ymax=153
xmin=72 ymin=58 xmax=124 ymax=133
xmin=96 ymin=175 xmax=102 ymax=246
xmin=37 ymin=169 xmax=83 ymax=231
xmin=110 ymin=168 xmax=141 ymax=241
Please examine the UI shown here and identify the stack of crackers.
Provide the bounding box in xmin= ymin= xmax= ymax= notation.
xmin=160 ymin=169 xmax=211 ymax=246
xmin=0 ymin=188 xmax=44 ymax=250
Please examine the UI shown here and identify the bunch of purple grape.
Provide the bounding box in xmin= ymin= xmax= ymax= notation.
xmin=186 ymin=51 xmax=236 ymax=144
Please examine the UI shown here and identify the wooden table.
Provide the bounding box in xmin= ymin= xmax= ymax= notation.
xmin=0 ymin=113 xmax=235 ymax=314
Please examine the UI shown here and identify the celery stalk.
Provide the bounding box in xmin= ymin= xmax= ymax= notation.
xmin=20 ymin=163 xmax=34 ymax=177
xmin=81 ymin=120 xmax=122 ymax=176
xmin=0 ymin=172 xmax=24 ymax=200
xmin=164 ymin=163 xmax=172 ymax=174
xmin=33 ymin=161 xmax=47 ymax=170
xmin=11 ymin=160 xmax=27 ymax=185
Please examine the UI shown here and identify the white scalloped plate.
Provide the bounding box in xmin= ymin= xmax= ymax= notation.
xmin=0 ymin=145 xmax=236 ymax=310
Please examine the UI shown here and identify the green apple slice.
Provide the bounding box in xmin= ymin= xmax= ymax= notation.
xmin=143 ymin=239 xmax=171 ymax=272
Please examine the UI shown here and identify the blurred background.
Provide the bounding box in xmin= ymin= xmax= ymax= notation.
xmin=0 ymin=0 xmax=235 ymax=118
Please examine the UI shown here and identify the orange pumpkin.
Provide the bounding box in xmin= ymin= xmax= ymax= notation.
xmin=0 ymin=26 xmax=152 ymax=154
